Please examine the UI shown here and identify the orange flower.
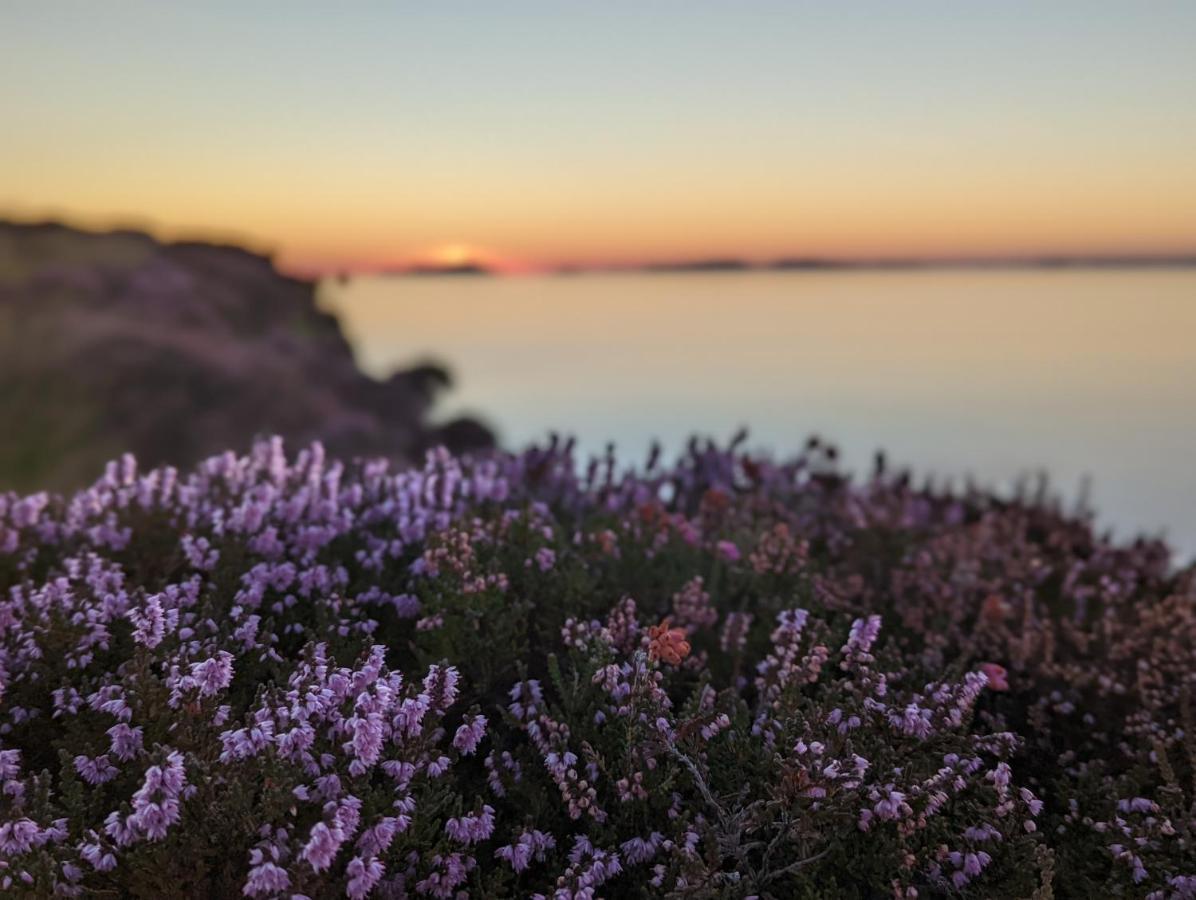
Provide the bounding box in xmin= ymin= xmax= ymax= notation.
xmin=648 ymin=618 xmax=691 ymax=666
xmin=638 ymin=501 xmax=665 ymax=527
xmin=700 ymin=487 xmax=731 ymax=517
xmin=597 ymin=530 xmax=618 ymax=556
xmin=980 ymin=593 xmax=1009 ymax=625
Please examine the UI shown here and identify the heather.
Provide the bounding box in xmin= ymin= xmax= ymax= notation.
xmin=0 ymin=437 xmax=1193 ymax=898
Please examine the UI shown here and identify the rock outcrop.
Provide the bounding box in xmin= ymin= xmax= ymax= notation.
xmin=0 ymin=221 xmax=493 ymax=491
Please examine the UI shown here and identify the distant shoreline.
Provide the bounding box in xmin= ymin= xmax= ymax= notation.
xmin=354 ymin=254 xmax=1196 ymax=280
xmin=5 ymin=217 xmax=1194 ymax=280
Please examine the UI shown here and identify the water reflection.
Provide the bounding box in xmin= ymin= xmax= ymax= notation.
xmin=321 ymin=269 xmax=1196 ymax=560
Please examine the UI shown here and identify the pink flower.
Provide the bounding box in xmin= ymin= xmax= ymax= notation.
xmin=716 ymin=540 xmax=741 ymax=562
xmin=980 ymin=663 xmax=1009 ymax=692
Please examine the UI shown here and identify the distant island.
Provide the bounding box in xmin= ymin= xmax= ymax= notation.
xmin=370 ymin=261 xmax=495 ymax=278
xmin=401 ymin=262 xmax=494 ymax=277
xmin=498 ymin=254 xmax=1196 ymax=278
xmin=641 ymin=258 xmax=751 ymax=273
xmin=631 ymin=255 xmax=1196 ymax=274
xmin=769 ymin=257 xmax=858 ymax=270
xmin=340 ymin=252 xmax=1196 ymax=281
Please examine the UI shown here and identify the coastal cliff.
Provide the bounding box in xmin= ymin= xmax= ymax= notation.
xmin=0 ymin=221 xmax=492 ymax=490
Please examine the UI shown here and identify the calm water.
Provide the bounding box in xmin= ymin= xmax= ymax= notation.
xmin=320 ymin=270 xmax=1196 ymax=562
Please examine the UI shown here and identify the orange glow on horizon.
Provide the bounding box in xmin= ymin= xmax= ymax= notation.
xmin=3 ymin=199 xmax=1194 ymax=281
xmin=402 ymin=242 xmax=530 ymax=274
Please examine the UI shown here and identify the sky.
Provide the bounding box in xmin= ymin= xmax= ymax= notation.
xmin=2 ymin=1 xmax=1195 ymax=273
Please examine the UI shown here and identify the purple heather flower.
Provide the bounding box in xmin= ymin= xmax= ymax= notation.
xmin=128 ymin=594 xmax=169 ymax=649
xmin=0 ymin=750 xmax=21 ymax=780
xmin=345 ymin=855 xmax=384 ymax=899
xmin=415 ymin=851 xmax=474 ymax=897
xmin=842 ymin=615 xmax=882 ymax=665
xmin=301 ymin=822 xmax=343 ymax=873
xmin=621 ymin=832 xmax=664 ymax=865
xmin=1116 ymin=796 xmax=1154 ymax=814
xmin=74 ymin=754 xmax=119 ymax=785
xmin=716 ymin=540 xmax=741 ymax=562
xmin=452 ymin=714 xmax=488 ymax=755
xmin=356 ymin=817 xmax=399 ymax=857
xmin=79 ymin=841 xmax=117 ymax=872
xmin=127 ymin=751 xmax=187 ymax=842
xmin=348 ymin=711 xmax=386 ymax=769
xmin=495 ymin=828 xmax=555 ymax=873
xmin=0 ymin=818 xmax=41 ymax=855
xmin=242 ymin=861 xmax=290 ymax=897
xmin=107 ymin=723 xmax=144 ymax=761
xmin=444 ymin=805 xmax=495 ymax=844
xmin=189 ymin=651 xmax=235 ymax=697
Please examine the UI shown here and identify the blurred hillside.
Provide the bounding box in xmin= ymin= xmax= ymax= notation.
xmin=0 ymin=221 xmax=492 ymax=492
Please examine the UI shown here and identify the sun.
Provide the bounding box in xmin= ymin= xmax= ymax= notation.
xmin=429 ymin=243 xmax=475 ymax=268
xmin=405 ymin=241 xmax=525 ymax=273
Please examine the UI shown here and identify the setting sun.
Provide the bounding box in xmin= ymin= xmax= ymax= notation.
xmin=405 ymin=242 xmax=524 ymax=274
xmin=429 ymin=243 xmax=473 ymax=268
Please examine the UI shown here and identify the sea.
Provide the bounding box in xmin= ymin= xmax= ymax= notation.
xmin=319 ymin=268 xmax=1196 ymax=563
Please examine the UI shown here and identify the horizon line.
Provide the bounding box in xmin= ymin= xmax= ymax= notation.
xmin=324 ymin=253 xmax=1196 ymax=281
xmin=4 ymin=215 xmax=1195 ymax=280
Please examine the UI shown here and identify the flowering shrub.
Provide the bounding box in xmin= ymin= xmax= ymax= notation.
xmin=0 ymin=435 xmax=1193 ymax=898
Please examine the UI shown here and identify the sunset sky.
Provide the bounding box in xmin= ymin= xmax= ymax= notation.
xmin=3 ymin=1 xmax=1195 ymax=273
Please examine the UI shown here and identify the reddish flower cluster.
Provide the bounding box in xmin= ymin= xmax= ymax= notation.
xmin=646 ymin=619 xmax=691 ymax=666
